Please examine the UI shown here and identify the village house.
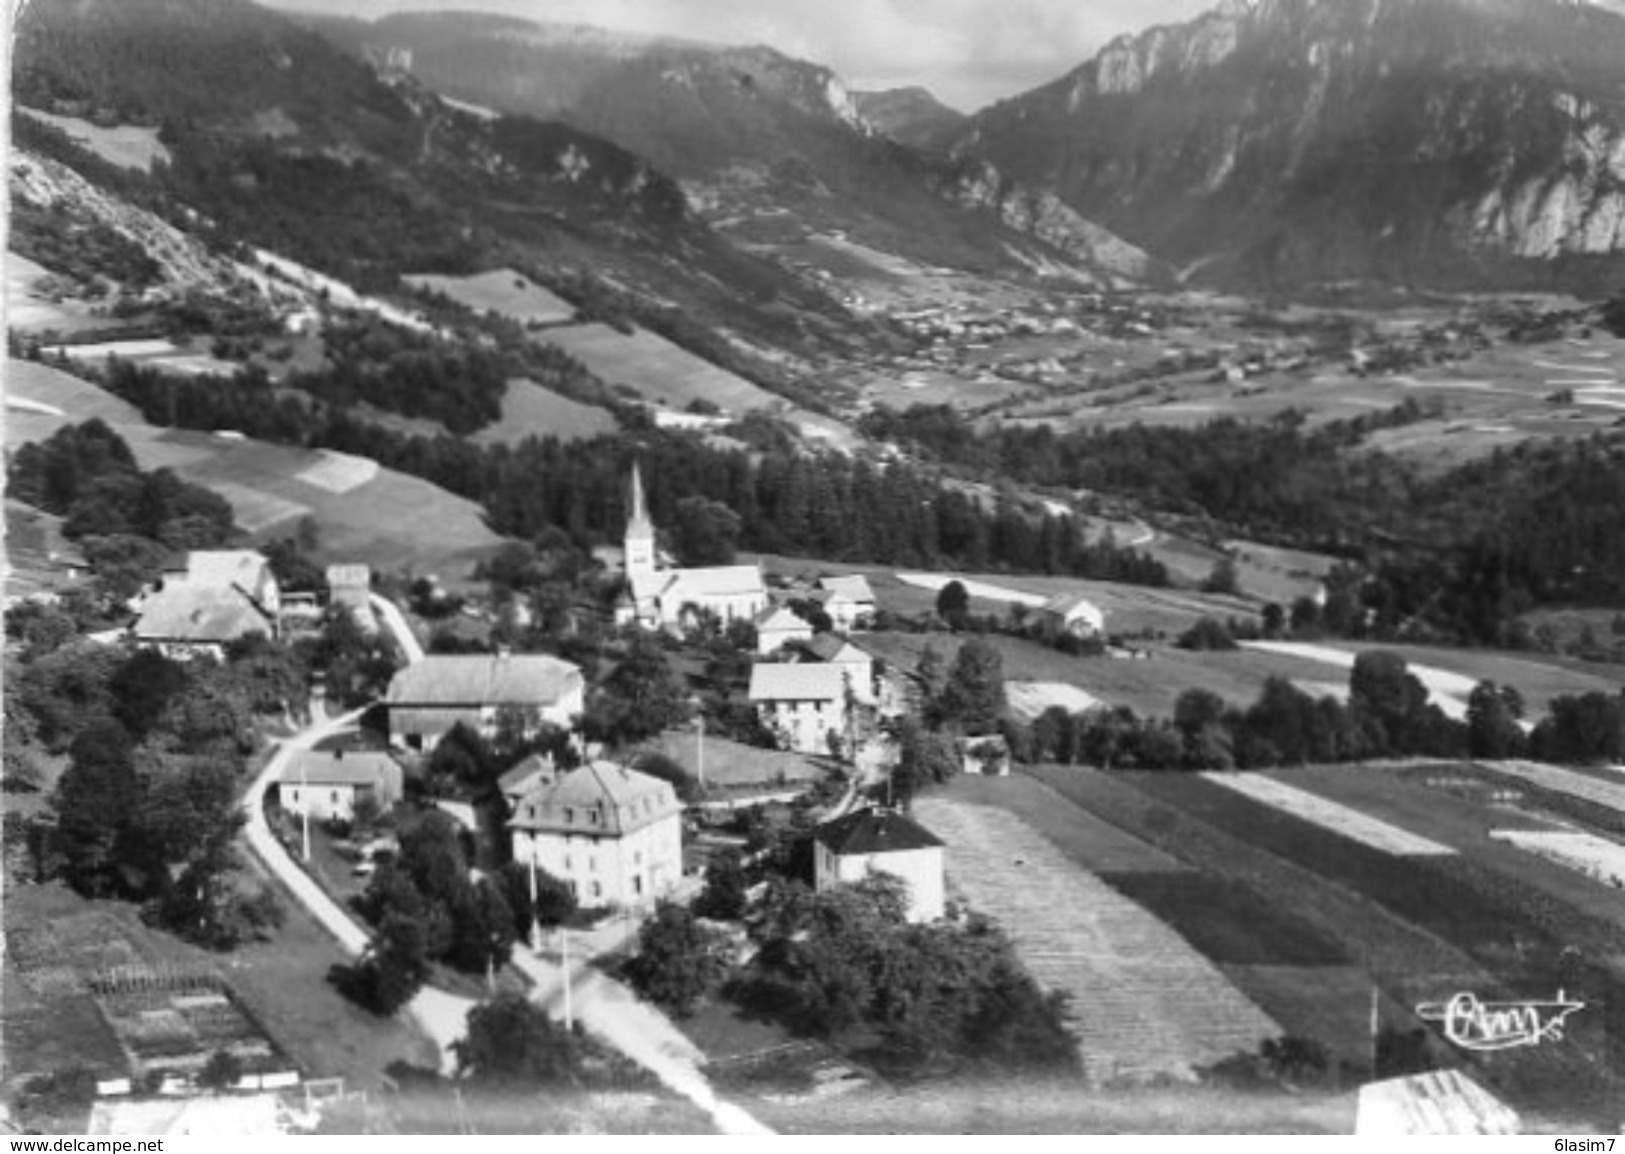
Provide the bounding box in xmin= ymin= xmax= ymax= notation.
xmin=1039 ymin=592 xmax=1106 ymax=639
xmin=277 ymin=748 xmax=403 ymax=823
xmin=961 ymin=733 xmax=1012 ymax=777
xmin=754 ymin=603 xmax=813 ymax=655
xmin=131 ymin=549 xmax=281 ymax=660
xmin=748 ymin=662 xmax=851 ymax=755
xmin=803 ymin=633 xmax=875 ymax=703
xmin=384 ymin=651 xmax=585 ymax=751
xmin=325 ymin=563 xmax=373 ymax=625
xmin=814 ymin=807 xmax=946 ymax=923
xmin=616 ymin=463 xmax=768 ymax=631
xmin=509 ymin=761 xmax=683 ymax=907
xmin=817 ymin=575 xmax=876 ymax=630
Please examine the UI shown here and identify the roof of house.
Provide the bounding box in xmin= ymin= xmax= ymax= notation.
xmin=182 ymin=549 xmax=273 ymax=591
xmin=819 ymin=575 xmax=875 ymax=603
xmin=748 ymin=662 xmax=848 ymax=702
xmin=816 ymin=808 xmax=943 ymax=856
xmin=280 ymin=749 xmax=399 ymax=787
xmin=509 ymin=760 xmax=681 ymax=836
xmin=754 ymin=604 xmax=809 ymax=631
xmin=1042 ymin=593 xmax=1104 ymax=622
xmin=808 ymin=588 xmax=853 ymax=608
xmin=133 ymin=585 xmax=274 ymax=644
xmin=499 ymin=752 xmax=557 ymax=796
xmin=806 ymin=634 xmax=868 ymax=664
xmin=385 ymin=653 xmax=583 ymax=707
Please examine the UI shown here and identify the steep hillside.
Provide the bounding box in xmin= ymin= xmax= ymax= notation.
xmin=290 ymin=9 xmax=1159 ymax=285
xmin=853 ymin=87 xmax=967 ymax=152
xmin=956 ymin=0 xmax=1625 ymax=293
xmin=11 ymin=0 xmax=865 ymax=367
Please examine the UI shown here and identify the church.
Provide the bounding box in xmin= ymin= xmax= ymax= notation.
xmin=615 ymin=463 xmax=768 ymax=631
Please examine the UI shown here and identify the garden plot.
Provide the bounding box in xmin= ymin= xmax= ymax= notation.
xmin=1006 ymin=681 xmax=1103 ymax=719
xmin=912 ymin=795 xmax=1277 ymax=1084
xmin=1476 ymin=761 xmax=1625 ymax=816
xmin=295 ymin=450 xmax=379 ymax=494
xmin=404 ymin=268 xmax=575 ymax=326
xmin=1202 ymin=773 xmax=1455 ymax=857
xmin=1488 ymin=830 xmax=1625 ymax=890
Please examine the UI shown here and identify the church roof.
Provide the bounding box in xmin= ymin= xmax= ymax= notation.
xmin=658 ymin=564 xmax=766 ymax=602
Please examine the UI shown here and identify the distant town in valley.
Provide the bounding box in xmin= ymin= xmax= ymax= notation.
xmin=5 ymin=0 xmax=1625 ymax=1138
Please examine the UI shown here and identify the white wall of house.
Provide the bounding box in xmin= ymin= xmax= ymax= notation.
xmin=815 ymin=843 xmax=945 ymax=923
xmin=759 ymin=697 xmax=847 ymax=755
xmin=664 ymin=591 xmax=768 ymax=626
xmin=512 ymin=815 xmax=682 ymax=908
xmin=280 ymin=782 xmax=362 ymax=822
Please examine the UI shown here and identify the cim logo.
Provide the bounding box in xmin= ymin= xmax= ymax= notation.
xmin=1416 ymin=990 xmax=1585 ymax=1052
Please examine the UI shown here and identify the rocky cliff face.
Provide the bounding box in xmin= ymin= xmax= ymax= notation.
xmin=956 ymin=0 xmax=1625 ymax=290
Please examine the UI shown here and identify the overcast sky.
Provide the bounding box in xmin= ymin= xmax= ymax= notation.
xmin=266 ymin=0 xmax=1216 ymax=110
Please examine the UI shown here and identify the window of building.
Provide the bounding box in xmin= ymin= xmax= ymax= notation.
xmin=331 ymin=790 xmax=339 ymax=804
xmin=589 ymin=856 xmax=597 ymax=873
xmin=591 ymin=881 xmax=602 ymax=900
xmin=564 ymin=855 xmax=572 ymax=870
xmin=633 ymin=875 xmax=643 ymax=896
xmin=565 ymin=807 xmax=574 ymax=824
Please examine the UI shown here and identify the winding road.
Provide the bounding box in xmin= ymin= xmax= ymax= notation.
xmin=238 ymin=593 xmax=769 ymax=1132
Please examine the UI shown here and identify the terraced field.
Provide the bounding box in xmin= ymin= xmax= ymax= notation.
xmin=912 ymin=794 xmax=1277 ymax=1083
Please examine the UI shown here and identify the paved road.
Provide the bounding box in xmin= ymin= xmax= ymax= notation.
xmin=511 ymin=950 xmax=771 ymax=1135
xmin=240 ymin=707 xmax=475 ymax=1073
xmin=369 ymin=592 xmax=425 ymax=665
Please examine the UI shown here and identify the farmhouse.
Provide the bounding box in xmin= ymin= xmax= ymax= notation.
xmin=617 ymin=463 xmax=768 ymax=630
xmin=749 ymin=662 xmax=851 ymax=755
xmin=814 ymin=807 xmax=945 ymax=923
xmin=278 ymin=749 xmax=403 ymax=822
xmin=1039 ymin=592 xmax=1106 ymax=638
xmin=754 ymin=604 xmax=813 ymax=655
xmin=509 ymin=761 xmax=683 ymax=907
xmin=131 ymin=549 xmax=281 ymax=659
xmin=384 ymin=651 xmax=585 ymax=751
xmin=962 ymin=733 xmax=1012 ymax=777
xmin=817 ymin=575 xmax=876 ymax=630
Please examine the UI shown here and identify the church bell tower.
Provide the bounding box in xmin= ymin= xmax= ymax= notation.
xmin=625 ymin=461 xmax=657 ymax=583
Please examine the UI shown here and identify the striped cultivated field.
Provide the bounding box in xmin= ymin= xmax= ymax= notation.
xmin=1488 ymin=830 xmax=1625 ymax=890
xmin=1476 ymin=761 xmax=1625 ymax=815
xmin=1201 ymin=773 xmax=1456 ymax=857
xmin=912 ymin=795 xmax=1277 ymax=1084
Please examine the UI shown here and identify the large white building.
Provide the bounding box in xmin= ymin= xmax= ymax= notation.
xmin=384 ymin=652 xmax=585 ymax=751
xmin=509 ymin=761 xmax=684 ymax=908
xmin=814 ymin=808 xmax=945 ymax=923
xmin=617 ymin=463 xmax=768 ymax=630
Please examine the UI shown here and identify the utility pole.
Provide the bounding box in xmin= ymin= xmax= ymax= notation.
xmin=561 ymin=927 xmax=574 ymax=1033
xmin=300 ymin=756 xmax=311 ymax=863
xmin=528 ymin=852 xmax=542 ymax=953
xmin=696 ymin=710 xmax=705 ymax=788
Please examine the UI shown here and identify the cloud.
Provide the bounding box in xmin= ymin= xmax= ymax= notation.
xmin=267 ymin=0 xmax=1215 ymax=110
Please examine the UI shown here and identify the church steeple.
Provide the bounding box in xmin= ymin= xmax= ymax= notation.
xmin=625 ymin=460 xmax=656 ymax=581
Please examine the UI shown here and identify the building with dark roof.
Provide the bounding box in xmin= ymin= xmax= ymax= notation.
xmin=509 ymin=761 xmax=683 ymax=908
xmin=814 ymin=807 xmax=945 ymax=922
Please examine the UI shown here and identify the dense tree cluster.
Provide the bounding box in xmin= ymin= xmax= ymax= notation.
xmin=13 ymin=642 xmax=283 ymax=948
xmin=6 ymin=419 xmax=234 ymax=554
xmin=730 ymin=876 xmax=1077 ymax=1075
xmin=95 ymin=360 xmax=1170 ymax=584
xmin=346 ymin=811 xmax=515 ymax=1012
